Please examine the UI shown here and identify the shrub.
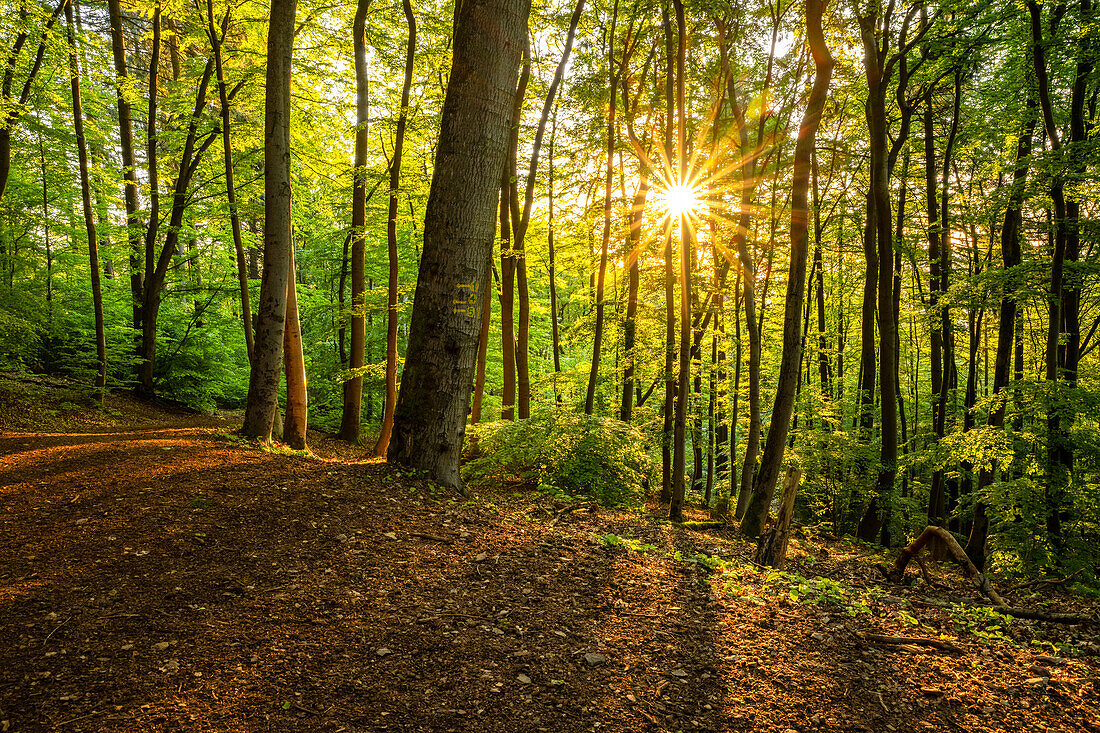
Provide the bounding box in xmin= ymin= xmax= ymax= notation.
xmin=463 ymin=406 xmax=652 ymax=507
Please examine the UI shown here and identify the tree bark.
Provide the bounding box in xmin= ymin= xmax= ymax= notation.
xmin=241 ymin=0 xmax=296 ymax=441
xmin=387 ymin=0 xmax=530 ymax=491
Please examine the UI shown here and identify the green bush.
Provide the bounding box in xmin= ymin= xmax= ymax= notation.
xmin=463 ymin=406 xmax=652 ymax=507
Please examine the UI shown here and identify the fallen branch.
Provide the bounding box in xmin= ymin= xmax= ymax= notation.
xmin=548 ymin=501 xmax=597 ymax=527
xmin=1005 ymin=568 xmax=1084 ymax=595
xmin=864 ymin=633 xmax=964 ymax=654
xmin=881 ymin=526 xmax=1006 ymax=606
xmin=909 ymin=595 xmax=1098 ymax=624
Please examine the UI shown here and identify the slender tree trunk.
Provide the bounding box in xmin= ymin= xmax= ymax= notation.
xmin=106 ymin=0 xmax=143 ymax=333
xmin=241 ymin=0 xmax=296 ymax=441
xmin=739 ymin=0 xmax=833 ymax=537
xmin=548 ymin=110 xmax=562 ymax=389
xmin=620 ymin=167 xmax=646 ymax=422
xmin=67 ymin=0 xmax=106 ymax=399
xmin=968 ymin=95 xmax=1036 ymax=569
xmin=205 ymin=0 xmax=252 ymax=362
xmin=660 ymin=0 xmax=675 ymax=504
xmin=283 ymin=249 xmax=308 ymax=449
xmin=387 ymin=0 xmax=530 ymax=490
xmin=585 ymin=0 xmax=618 ymax=416
xmin=339 ymin=0 xmax=371 ymax=442
xmin=669 ymin=0 xmax=690 ymax=522
xmin=470 ymin=258 xmax=492 ymax=422
xmin=375 ymin=0 xmax=415 ymax=456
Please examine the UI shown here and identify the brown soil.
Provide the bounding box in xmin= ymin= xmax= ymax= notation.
xmin=1 ymin=388 xmax=1098 ymax=732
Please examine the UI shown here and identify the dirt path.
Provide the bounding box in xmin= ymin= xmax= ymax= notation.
xmin=1 ymin=420 xmax=1098 ymax=732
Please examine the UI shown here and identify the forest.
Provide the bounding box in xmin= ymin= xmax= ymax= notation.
xmin=1 ymin=0 xmax=1098 ymax=583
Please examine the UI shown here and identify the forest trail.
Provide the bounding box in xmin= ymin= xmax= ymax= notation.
xmin=1 ymin=408 xmax=1099 ymax=732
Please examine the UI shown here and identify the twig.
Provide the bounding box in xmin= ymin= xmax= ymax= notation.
xmin=57 ymin=711 xmax=98 ymax=726
xmin=43 ymin=616 xmax=72 ymax=644
xmin=409 ymin=532 xmax=453 ymax=544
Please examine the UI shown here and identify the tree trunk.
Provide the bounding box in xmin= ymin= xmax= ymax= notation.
xmin=620 ymin=167 xmax=646 ymax=423
xmin=374 ymin=0 xmax=415 ymax=456
xmin=585 ymin=0 xmax=618 ymax=416
xmin=241 ymin=0 xmax=296 ymax=441
xmin=387 ymin=0 xmax=530 ymax=491
xmin=660 ymin=0 xmax=675 ymax=505
xmin=283 ymin=249 xmax=308 ymax=450
xmin=470 ymin=258 xmax=492 ymax=423
xmin=548 ymin=109 xmax=562 ymax=388
xmin=206 ymin=0 xmax=252 ymax=363
xmin=339 ymin=0 xmax=371 ymax=442
xmin=106 ymin=0 xmax=143 ymax=333
xmin=67 ymin=0 xmax=106 ymax=399
xmin=669 ymin=0 xmax=690 ymax=523
xmin=739 ymin=0 xmax=833 ymax=538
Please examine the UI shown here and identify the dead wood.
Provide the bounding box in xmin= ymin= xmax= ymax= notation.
xmin=864 ymin=633 xmax=964 ymax=654
xmin=754 ymin=467 xmax=801 ymax=569
xmin=882 ymin=525 xmax=1006 ymax=606
xmin=548 ymin=501 xmax=596 ymax=527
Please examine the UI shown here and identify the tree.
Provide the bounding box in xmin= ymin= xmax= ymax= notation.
xmin=241 ymin=0 xmax=297 ymax=442
xmin=739 ymin=0 xmax=834 ymax=538
xmin=338 ymin=0 xmax=372 ymax=443
xmin=387 ymin=0 xmax=531 ymax=490
xmin=374 ymin=0 xmax=416 ymax=457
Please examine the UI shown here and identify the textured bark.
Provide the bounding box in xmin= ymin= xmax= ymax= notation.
xmin=374 ymin=0 xmax=415 ymax=456
xmin=739 ymin=0 xmax=833 ymax=538
xmin=387 ymin=0 xmax=530 ymax=491
xmin=67 ymin=1 xmax=106 ymax=398
xmin=339 ymin=0 xmax=371 ymax=442
xmin=241 ymin=0 xmax=296 ymax=441
xmin=548 ymin=110 xmax=562 ymax=387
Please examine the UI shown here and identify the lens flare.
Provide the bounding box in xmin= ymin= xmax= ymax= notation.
xmin=661 ymin=182 xmax=700 ymax=218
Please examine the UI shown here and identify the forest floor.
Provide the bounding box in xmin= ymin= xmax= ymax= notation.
xmin=1 ymin=375 xmax=1099 ymax=733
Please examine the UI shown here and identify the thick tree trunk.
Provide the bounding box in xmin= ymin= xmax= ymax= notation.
xmin=241 ymin=0 xmax=296 ymax=441
xmin=67 ymin=1 xmax=106 ymax=399
xmin=739 ymin=0 xmax=833 ymax=538
xmin=375 ymin=0 xmax=415 ymax=456
xmin=387 ymin=0 xmax=530 ymax=491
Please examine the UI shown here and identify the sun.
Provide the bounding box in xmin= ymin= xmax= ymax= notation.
xmin=661 ymin=182 xmax=700 ymax=218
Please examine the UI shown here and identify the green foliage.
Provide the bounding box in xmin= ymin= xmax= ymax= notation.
xmin=464 ymin=407 xmax=653 ymax=507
